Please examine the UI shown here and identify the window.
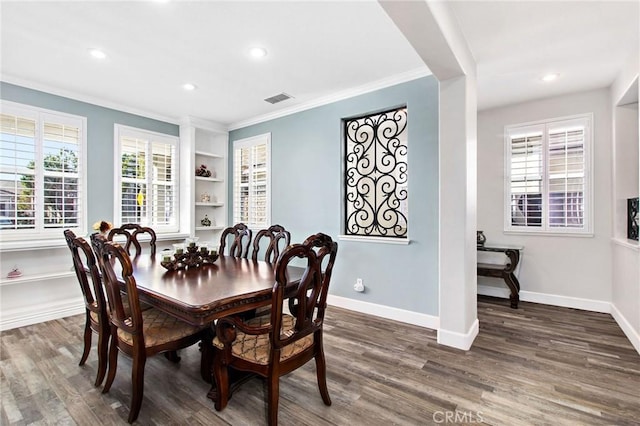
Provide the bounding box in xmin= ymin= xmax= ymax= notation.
xmin=505 ymin=114 xmax=592 ymax=234
xmin=344 ymin=107 xmax=408 ymax=238
xmin=232 ymin=134 xmax=270 ymax=228
xmin=114 ymin=125 xmax=178 ymax=233
xmin=0 ymin=101 xmax=86 ymax=241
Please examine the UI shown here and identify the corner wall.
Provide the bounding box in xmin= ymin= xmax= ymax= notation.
xmin=477 ymin=88 xmax=613 ymax=309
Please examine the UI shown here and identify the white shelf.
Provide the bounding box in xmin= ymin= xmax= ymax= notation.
xmin=195 ymin=150 xmax=224 ymax=159
xmin=195 ymin=176 xmax=224 ymax=182
xmin=0 ymin=270 xmax=75 ymax=286
xmin=195 ymin=225 xmax=225 ymax=231
xmin=195 ymin=202 xmax=224 ymax=207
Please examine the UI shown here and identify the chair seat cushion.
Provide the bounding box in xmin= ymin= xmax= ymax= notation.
xmin=117 ymin=308 xmax=203 ymax=348
xmin=213 ymin=314 xmax=313 ymax=365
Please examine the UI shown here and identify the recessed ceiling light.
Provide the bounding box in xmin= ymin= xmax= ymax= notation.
xmin=249 ymin=47 xmax=268 ymax=58
xmin=88 ymin=48 xmax=106 ymax=59
xmin=541 ymin=73 xmax=560 ymax=82
xmin=182 ymin=83 xmax=197 ymax=91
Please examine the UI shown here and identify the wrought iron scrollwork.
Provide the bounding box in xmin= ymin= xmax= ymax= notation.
xmin=345 ymin=107 xmax=408 ymax=237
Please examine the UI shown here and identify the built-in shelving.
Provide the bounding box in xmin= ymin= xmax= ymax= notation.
xmin=181 ymin=118 xmax=229 ymax=243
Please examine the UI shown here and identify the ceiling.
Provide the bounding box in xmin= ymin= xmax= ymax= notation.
xmin=1 ymin=1 xmax=638 ymax=128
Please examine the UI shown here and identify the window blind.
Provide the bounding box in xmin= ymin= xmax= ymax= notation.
xmin=233 ymin=135 xmax=270 ymax=228
xmin=116 ymin=126 xmax=178 ymax=232
xmin=505 ymin=115 xmax=591 ymax=234
xmin=0 ymin=107 xmax=85 ymax=236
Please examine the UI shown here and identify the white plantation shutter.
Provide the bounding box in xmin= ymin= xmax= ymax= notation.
xmin=233 ymin=134 xmax=270 ymax=228
xmin=547 ymin=120 xmax=587 ymax=228
xmin=505 ymin=115 xmax=591 ymax=234
xmin=508 ymin=126 xmax=543 ymax=227
xmin=0 ymin=103 xmax=86 ymax=239
xmin=115 ymin=125 xmax=178 ymax=232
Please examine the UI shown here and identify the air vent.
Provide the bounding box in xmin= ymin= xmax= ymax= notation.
xmin=264 ymin=93 xmax=293 ymax=104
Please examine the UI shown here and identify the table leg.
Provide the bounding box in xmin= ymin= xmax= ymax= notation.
xmin=504 ymin=272 xmax=520 ymax=309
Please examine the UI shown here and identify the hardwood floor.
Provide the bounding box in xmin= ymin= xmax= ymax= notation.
xmin=2 ymin=296 xmax=639 ymax=425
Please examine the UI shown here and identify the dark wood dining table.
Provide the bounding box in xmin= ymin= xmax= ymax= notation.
xmin=128 ymin=254 xmax=304 ymax=327
xmin=124 ymin=254 xmax=304 ymax=389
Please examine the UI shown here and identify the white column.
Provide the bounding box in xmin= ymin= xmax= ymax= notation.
xmin=380 ymin=0 xmax=479 ymax=349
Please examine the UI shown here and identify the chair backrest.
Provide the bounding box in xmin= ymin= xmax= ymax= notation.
xmin=251 ymin=224 xmax=291 ymax=263
xmin=270 ymin=233 xmax=337 ymax=350
xmin=219 ymin=223 xmax=252 ymax=258
xmin=107 ymin=223 xmax=157 ymax=257
xmin=64 ymin=229 xmax=106 ymax=319
xmin=91 ymin=233 xmax=145 ymax=344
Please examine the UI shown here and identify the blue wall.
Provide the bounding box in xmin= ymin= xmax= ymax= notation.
xmin=230 ymin=76 xmax=439 ymax=315
xmin=0 ymin=82 xmax=179 ymax=227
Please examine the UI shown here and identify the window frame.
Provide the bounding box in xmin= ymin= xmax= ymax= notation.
xmin=342 ymin=106 xmax=409 ymax=240
xmin=504 ymin=113 xmax=593 ymax=236
xmin=232 ymin=133 xmax=271 ymax=230
xmin=0 ymin=101 xmax=87 ymax=245
xmin=113 ymin=124 xmax=180 ymax=234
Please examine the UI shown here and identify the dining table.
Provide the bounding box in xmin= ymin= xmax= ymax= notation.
xmin=122 ymin=254 xmax=305 ymax=395
xmin=128 ymin=254 xmax=304 ymax=326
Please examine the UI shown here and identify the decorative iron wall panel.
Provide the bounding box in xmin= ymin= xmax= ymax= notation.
xmin=628 ymin=197 xmax=638 ymax=241
xmin=344 ymin=107 xmax=408 ymax=238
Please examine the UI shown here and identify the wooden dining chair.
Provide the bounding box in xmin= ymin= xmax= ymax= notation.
xmin=251 ymin=224 xmax=291 ymax=264
xmin=107 ymin=223 xmax=157 ymax=257
xmin=219 ymin=223 xmax=252 ymax=258
xmin=91 ymin=233 xmax=206 ymax=423
xmin=64 ymin=229 xmax=109 ymax=387
xmin=211 ymin=233 xmax=338 ymax=426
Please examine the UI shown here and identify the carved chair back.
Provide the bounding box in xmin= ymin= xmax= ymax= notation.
xmin=251 ymin=224 xmax=291 ymax=263
xmin=64 ymin=229 xmax=109 ymax=386
xmin=219 ymin=223 xmax=252 ymax=258
xmin=91 ymin=233 xmax=145 ymax=340
xmin=107 ymin=223 xmax=157 ymax=257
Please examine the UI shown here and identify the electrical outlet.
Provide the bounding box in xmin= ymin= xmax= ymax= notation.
xmin=354 ymin=278 xmax=365 ymax=292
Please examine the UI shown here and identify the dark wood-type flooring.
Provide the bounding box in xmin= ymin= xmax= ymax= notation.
xmin=2 ymin=296 xmax=639 ymax=425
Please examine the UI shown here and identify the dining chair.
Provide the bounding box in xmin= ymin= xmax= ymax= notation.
xmin=107 ymin=223 xmax=157 ymax=257
xmin=219 ymin=223 xmax=252 ymax=258
xmin=91 ymin=233 xmax=207 ymax=424
xmin=63 ymin=229 xmax=109 ymax=387
xmin=251 ymin=224 xmax=291 ymax=264
xmin=211 ymin=233 xmax=338 ymax=426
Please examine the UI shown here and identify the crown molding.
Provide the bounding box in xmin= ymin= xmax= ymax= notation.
xmin=1 ymin=74 xmax=181 ymax=125
xmin=228 ymin=67 xmax=432 ymax=131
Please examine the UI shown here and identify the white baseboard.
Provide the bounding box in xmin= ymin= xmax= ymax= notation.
xmin=0 ymin=298 xmax=84 ymax=331
xmin=610 ymin=303 xmax=640 ymax=354
xmin=437 ymin=319 xmax=479 ymax=350
xmin=477 ymin=285 xmax=611 ymax=313
xmin=326 ymin=294 xmax=439 ymax=330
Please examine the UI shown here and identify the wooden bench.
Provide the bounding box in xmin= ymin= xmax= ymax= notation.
xmin=477 ymin=245 xmax=522 ymax=309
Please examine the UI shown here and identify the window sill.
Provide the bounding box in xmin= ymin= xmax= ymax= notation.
xmin=338 ymin=235 xmax=410 ymax=245
xmin=0 ymin=232 xmax=190 ymax=252
xmin=611 ymin=237 xmax=640 ymax=251
xmin=503 ymin=230 xmax=594 ymax=238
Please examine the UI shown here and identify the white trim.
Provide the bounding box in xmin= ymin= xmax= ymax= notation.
xmin=113 ymin=124 xmax=181 ymax=233
xmin=2 ymin=74 xmax=180 ymax=125
xmin=0 ymin=100 xmax=88 ymax=242
xmin=0 ymin=297 xmax=84 ymax=331
xmin=229 ymin=67 xmax=431 ymax=130
xmin=232 ymin=133 xmax=271 ymax=228
xmin=504 ymin=113 xmax=594 ymax=236
xmin=0 ymin=270 xmax=75 ymax=287
xmin=477 ymin=284 xmax=611 ymax=313
xmin=437 ymin=319 xmax=479 ymax=351
xmin=611 ymin=303 xmax=640 ymax=355
xmin=611 ymin=237 xmax=640 ymax=251
xmin=337 ymin=235 xmax=410 ymax=245
xmin=326 ymin=294 xmax=439 ymax=329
